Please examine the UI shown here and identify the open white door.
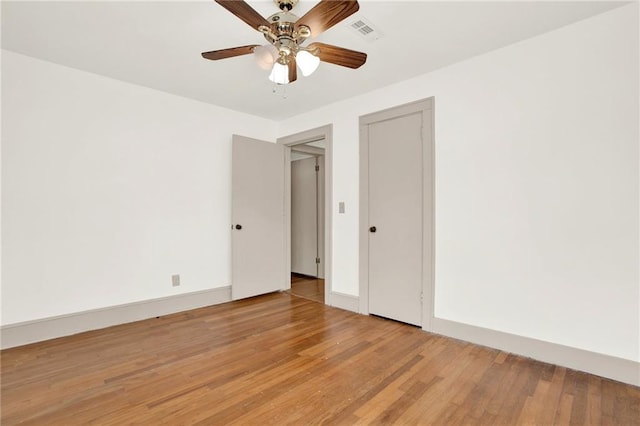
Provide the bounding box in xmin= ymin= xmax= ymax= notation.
xmin=232 ymin=135 xmax=286 ymax=300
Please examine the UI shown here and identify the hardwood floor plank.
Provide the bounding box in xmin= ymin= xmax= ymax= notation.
xmin=585 ymin=374 xmax=603 ymax=425
xmin=373 ymin=379 xmax=432 ymax=424
xmin=570 ymin=371 xmax=590 ymax=424
xmin=465 ymin=351 xmax=514 ymax=420
xmin=489 ymin=357 xmax=536 ymax=424
xmin=319 ymin=350 xmax=426 ymax=424
xmin=2 ymin=292 xmax=638 ymax=425
xmin=536 ymin=365 xmax=566 ymax=425
xmin=395 ymin=345 xmax=478 ymax=423
xmin=289 ymin=273 xmax=324 ymax=303
xmin=555 ymin=393 xmax=575 ymax=425
xmin=515 ymin=379 xmax=550 ymax=424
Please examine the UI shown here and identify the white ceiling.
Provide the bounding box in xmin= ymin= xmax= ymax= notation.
xmin=1 ymin=1 xmax=627 ymax=120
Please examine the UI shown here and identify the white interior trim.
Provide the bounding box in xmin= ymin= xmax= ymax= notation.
xmin=0 ymin=287 xmax=232 ymax=349
xmin=432 ymin=317 xmax=640 ymax=387
xmin=277 ymin=125 xmax=333 ymax=305
xmin=330 ymin=292 xmax=360 ymax=313
xmin=290 ymin=144 xmax=325 ymax=156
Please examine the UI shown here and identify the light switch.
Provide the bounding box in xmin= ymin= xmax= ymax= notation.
xmin=339 ymin=202 xmax=345 ymax=214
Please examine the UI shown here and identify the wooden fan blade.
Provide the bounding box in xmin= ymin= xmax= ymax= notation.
xmin=215 ymin=0 xmax=270 ymax=31
xmin=201 ymin=45 xmax=259 ymax=60
xmin=307 ymin=42 xmax=367 ymax=69
xmin=295 ymin=0 xmax=359 ymax=38
xmin=288 ymin=57 xmax=298 ymax=83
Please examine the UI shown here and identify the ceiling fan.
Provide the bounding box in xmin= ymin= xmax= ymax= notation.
xmin=202 ymin=0 xmax=367 ymax=85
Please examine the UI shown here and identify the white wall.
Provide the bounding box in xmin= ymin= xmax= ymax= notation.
xmin=1 ymin=50 xmax=276 ymax=325
xmin=278 ymin=4 xmax=639 ymax=362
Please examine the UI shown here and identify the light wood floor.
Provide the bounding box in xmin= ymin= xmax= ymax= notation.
xmin=1 ymin=292 xmax=638 ymax=425
xmin=288 ymin=273 xmax=324 ymax=303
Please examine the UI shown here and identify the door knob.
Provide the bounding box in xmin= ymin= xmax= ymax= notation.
xmin=369 ymin=226 xmax=377 ymax=233
xmin=235 ymin=224 xmax=242 ymax=230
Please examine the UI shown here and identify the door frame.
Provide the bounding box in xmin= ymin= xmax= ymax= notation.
xmin=277 ymin=125 xmax=333 ymax=305
xmin=359 ymin=99 xmax=435 ymax=331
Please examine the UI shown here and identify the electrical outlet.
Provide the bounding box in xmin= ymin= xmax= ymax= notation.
xmin=172 ymin=274 xmax=180 ymax=287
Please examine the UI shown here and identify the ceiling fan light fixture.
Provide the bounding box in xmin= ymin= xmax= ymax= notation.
xmin=205 ymin=0 xmax=367 ymax=87
xmin=269 ymin=61 xmax=289 ymax=85
xmin=296 ymin=50 xmax=320 ymax=77
xmin=254 ymin=45 xmax=278 ymax=70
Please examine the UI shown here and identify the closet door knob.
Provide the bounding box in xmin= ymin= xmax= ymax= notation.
xmin=369 ymin=226 xmax=377 ymax=233
xmin=235 ymin=224 xmax=242 ymax=230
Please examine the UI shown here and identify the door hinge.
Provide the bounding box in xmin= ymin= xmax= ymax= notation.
xmin=316 ymin=257 xmax=321 ymax=264
xmin=315 ymin=165 xmax=320 ymax=172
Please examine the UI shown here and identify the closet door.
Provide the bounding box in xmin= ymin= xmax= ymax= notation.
xmin=367 ymin=112 xmax=424 ymax=326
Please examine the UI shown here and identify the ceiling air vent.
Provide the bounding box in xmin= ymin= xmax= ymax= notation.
xmin=349 ymin=17 xmax=382 ymax=42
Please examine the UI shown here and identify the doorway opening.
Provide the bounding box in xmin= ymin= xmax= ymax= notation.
xmin=289 ymin=142 xmax=325 ymax=303
xmin=278 ymin=125 xmax=333 ymax=306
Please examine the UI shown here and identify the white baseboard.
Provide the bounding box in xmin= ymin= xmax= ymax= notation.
xmin=1 ymin=287 xmax=232 ymax=350
xmin=329 ymin=291 xmax=359 ymax=313
xmin=432 ymin=317 xmax=640 ymax=387
xmin=4 ymin=289 xmax=637 ymax=386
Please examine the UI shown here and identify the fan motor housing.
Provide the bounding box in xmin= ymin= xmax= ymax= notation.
xmin=268 ymin=11 xmax=298 ymax=25
xmin=264 ymin=11 xmax=301 ymax=45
